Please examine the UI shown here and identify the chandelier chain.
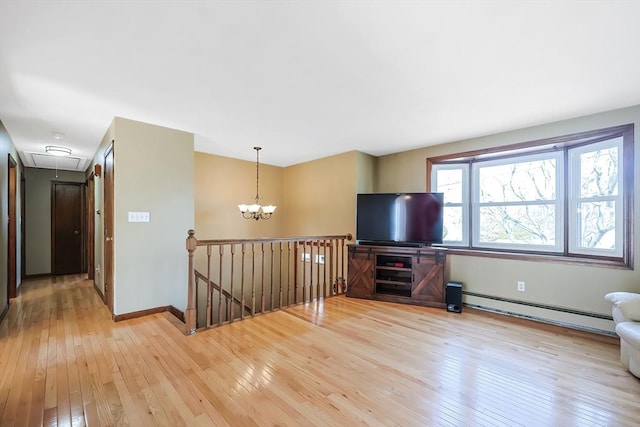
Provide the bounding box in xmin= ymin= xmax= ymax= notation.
xmin=255 ymin=146 xmax=260 ymax=202
xmin=238 ymin=146 xmax=275 ymax=220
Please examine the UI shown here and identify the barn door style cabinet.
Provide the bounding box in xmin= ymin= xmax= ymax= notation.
xmin=346 ymin=244 xmax=446 ymax=308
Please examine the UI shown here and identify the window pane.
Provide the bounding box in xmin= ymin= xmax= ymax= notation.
xmin=436 ymin=169 xmax=462 ymax=204
xmin=577 ymin=201 xmax=616 ymax=250
xmin=478 ymin=159 xmax=556 ymax=203
xmin=442 ymin=206 xmax=463 ymax=242
xmin=580 ymin=145 xmax=619 ymax=197
xmin=479 ymin=205 xmax=557 ymax=246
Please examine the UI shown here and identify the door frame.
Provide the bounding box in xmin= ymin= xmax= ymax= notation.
xmin=86 ymin=174 xmax=95 ymax=281
xmin=104 ymin=142 xmax=114 ymax=314
xmin=50 ymin=181 xmax=85 ymax=275
xmin=20 ymin=172 xmax=25 ymax=281
xmin=7 ymin=155 xmax=17 ymax=300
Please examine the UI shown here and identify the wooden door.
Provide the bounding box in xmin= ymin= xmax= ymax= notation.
xmin=104 ymin=143 xmax=114 ymax=313
xmin=346 ymin=247 xmax=375 ymax=298
xmin=51 ymin=182 xmax=84 ymax=275
xmin=411 ymin=251 xmax=445 ymax=303
xmin=86 ymin=175 xmax=95 ymax=281
xmin=7 ymin=155 xmax=17 ymax=299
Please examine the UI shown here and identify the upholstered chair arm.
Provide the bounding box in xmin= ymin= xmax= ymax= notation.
xmin=605 ymin=292 xmax=640 ymax=324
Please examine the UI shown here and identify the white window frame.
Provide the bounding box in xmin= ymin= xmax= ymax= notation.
xmin=431 ymin=163 xmax=469 ymax=246
xmin=471 ymin=151 xmax=564 ymax=252
xmin=426 ymin=124 xmax=633 ymax=267
xmin=568 ymin=138 xmax=623 ymax=258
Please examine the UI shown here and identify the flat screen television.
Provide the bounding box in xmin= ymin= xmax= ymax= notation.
xmin=356 ymin=193 xmax=444 ymax=246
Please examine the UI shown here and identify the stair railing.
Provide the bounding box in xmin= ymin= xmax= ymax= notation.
xmin=185 ymin=230 xmax=352 ymax=334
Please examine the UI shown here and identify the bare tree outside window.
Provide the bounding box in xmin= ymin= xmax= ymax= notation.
xmin=572 ymin=141 xmax=621 ymax=253
xmin=477 ymin=158 xmax=558 ymax=247
xmin=429 ymin=124 xmax=632 ymax=264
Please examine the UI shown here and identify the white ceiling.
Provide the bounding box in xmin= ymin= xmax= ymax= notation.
xmin=1 ymin=1 xmax=639 ymax=170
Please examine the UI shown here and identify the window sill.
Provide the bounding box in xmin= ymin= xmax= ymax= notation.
xmin=441 ymin=247 xmax=632 ymax=270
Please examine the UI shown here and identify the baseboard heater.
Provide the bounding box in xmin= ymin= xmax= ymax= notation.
xmin=463 ymin=291 xmax=616 ymax=337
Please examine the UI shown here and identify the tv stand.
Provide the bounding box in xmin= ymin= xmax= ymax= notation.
xmin=346 ymin=244 xmax=446 ymax=308
xmin=357 ymin=240 xmax=427 ymax=248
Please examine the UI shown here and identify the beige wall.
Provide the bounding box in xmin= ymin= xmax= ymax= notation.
xmin=356 ymin=152 xmax=376 ymax=194
xmin=24 ymin=168 xmax=86 ymax=276
xmin=194 ymin=152 xmax=283 ymax=239
xmin=376 ymin=105 xmax=640 ymax=332
xmin=89 ymin=118 xmax=194 ymax=315
xmin=0 ymin=119 xmax=23 ymax=314
xmin=113 ymin=118 xmax=194 ymax=314
xmin=281 ymin=151 xmax=373 ymax=238
xmin=193 ymin=149 xmax=373 ymax=240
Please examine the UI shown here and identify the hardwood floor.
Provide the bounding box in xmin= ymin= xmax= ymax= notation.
xmin=0 ymin=276 xmax=638 ymax=426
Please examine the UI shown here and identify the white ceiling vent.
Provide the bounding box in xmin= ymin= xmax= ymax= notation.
xmin=22 ymin=151 xmax=88 ymax=172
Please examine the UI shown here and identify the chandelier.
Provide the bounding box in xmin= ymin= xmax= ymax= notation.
xmin=238 ymin=147 xmax=277 ymax=220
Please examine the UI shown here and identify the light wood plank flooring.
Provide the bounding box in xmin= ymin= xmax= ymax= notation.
xmin=0 ymin=275 xmax=638 ymax=426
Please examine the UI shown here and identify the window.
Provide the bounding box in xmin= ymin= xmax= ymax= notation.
xmin=473 ymin=151 xmax=563 ymax=252
xmin=568 ymin=137 xmax=623 ymax=258
xmin=431 ymin=163 xmax=469 ymax=245
xmin=429 ymin=124 xmax=633 ymax=266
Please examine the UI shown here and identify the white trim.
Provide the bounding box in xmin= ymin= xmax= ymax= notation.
xmin=568 ymin=137 xmax=623 ymax=257
xmin=471 ymin=151 xmax=564 ymax=252
xmin=431 ymin=163 xmax=469 ymax=246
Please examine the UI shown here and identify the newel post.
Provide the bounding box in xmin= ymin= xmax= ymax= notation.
xmin=185 ymin=229 xmax=197 ymax=335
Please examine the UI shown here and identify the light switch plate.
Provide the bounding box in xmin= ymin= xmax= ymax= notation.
xmin=128 ymin=211 xmax=150 ymax=222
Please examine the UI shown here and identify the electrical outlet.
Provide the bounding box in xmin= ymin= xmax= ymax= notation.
xmin=517 ymin=281 xmax=525 ymax=292
xmin=315 ymin=254 xmax=325 ymax=264
xmin=301 ymin=253 xmax=311 ymax=262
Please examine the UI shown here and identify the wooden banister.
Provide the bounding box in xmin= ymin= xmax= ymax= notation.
xmin=185 ymin=230 xmax=353 ymax=334
xmin=194 ymin=234 xmax=353 ymax=246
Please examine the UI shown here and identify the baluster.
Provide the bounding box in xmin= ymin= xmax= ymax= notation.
xmin=339 ymin=238 xmax=345 ymax=294
xmin=261 ymin=243 xmax=265 ymax=314
xmin=279 ymin=242 xmax=283 ymax=309
xmin=302 ymin=241 xmax=307 ymax=303
xmin=287 ymin=241 xmax=292 ymax=306
xmin=293 ymin=242 xmax=298 ymax=304
xmin=311 ymin=240 xmax=315 ymax=302
xmin=316 ymin=240 xmax=322 ymax=301
xmin=230 ymin=244 xmax=235 ymax=323
xmin=251 ymin=243 xmax=256 ymax=317
xmin=195 ymin=276 xmax=199 ymax=328
xmin=241 ymin=243 xmax=246 ymax=321
xmin=323 ymin=239 xmax=327 ymax=298
xmin=269 ymin=242 xmax=274 ymax=311
xmin=218 ymin=245 xmax=224 ymax=326
xmin=329 ymin=240 xmax=335 ymax=296
xmin=206 ymin=245 xmax=212 ymax=328
xmin=185 ymin=229 xmax=197 ymax=335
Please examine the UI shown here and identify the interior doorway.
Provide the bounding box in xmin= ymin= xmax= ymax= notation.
xmin=86 ymin=174 xmax=95 ymax=281
xmin=104 ymin=143 xmax=114 ymax=314
xmin=7 ymin=155 xmax=17 ymax=300
xmin=51 ymin=182 xmax=84 ymax=275
xmin=20 ymin=173 xmax=25 ymax=281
